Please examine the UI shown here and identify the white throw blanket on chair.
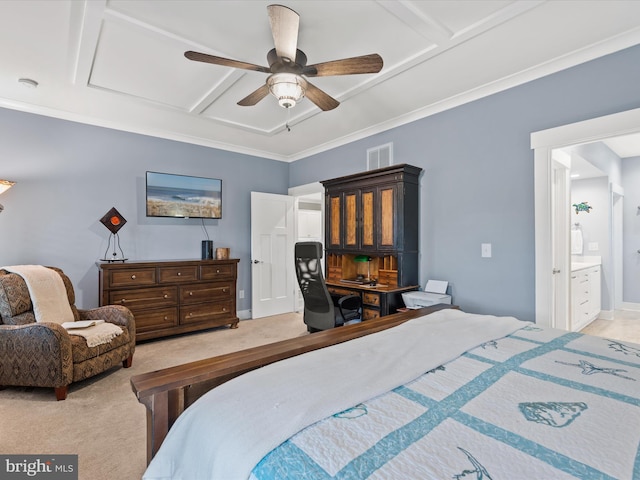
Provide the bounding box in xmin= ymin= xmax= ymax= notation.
xmin=2 ymin=265 xmax=74 ymax=324
xmin=62 ymin=320 xmax=123 ymax=348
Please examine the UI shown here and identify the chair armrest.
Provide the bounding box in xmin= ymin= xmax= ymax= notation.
xmin=79 ymin=305 xmax=136 ymax=345
xmin=0 ymin=323 xmax=73 ymax=387
xmin=79 ymin=305 xmax=133 ymax=327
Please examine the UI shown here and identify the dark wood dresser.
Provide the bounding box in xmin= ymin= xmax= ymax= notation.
xmin=98 ymin=259 xmax=239 ymax=342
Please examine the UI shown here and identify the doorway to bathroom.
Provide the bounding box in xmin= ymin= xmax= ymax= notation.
xmin=533 ymin=107 xmax=640 ymax=335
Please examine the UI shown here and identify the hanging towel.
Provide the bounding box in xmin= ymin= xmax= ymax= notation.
xmin=571 ymin=228 xmax=583 ymax=255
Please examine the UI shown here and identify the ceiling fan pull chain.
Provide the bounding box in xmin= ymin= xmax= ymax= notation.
xmin=285 ymin=106 xmax=291 ymax=132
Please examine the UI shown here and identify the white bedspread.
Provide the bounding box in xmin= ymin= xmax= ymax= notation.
xmin=2 ymin=265 xmax=74 ymax=324
xmin=143 ymin=309 xmax=527 ymax=480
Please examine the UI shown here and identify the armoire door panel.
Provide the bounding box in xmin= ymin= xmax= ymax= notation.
xmin=345 ymin=192 xmax=358 ymax=247
xmin=329 ymin=195 xmax=341 ymax=247
xmin=362 ymin=191 xmax=374 ymax=248
xmin=379 ymin=187 xmax=395 ymax=247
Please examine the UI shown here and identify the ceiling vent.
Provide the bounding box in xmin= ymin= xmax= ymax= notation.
xmin=367 ymin=143 xmax=393 ymax=170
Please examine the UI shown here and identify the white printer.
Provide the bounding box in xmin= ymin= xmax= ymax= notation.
xmin=402 ymin=280 xmax=451 ymax=308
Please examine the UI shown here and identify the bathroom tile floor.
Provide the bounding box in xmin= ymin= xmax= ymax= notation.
xmin=581 ymin=310 xmax=640 ymax=344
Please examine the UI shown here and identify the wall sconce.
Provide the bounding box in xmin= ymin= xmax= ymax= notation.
xmin=0 ymin=179 xmax=16 ymax=214
xmin=100 ymin=207 xmax=128 ymax=262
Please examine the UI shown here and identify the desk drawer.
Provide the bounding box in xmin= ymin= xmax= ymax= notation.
xmin=328 ymin=287 xmax=356 ymax=297
xmin=109 ymin=268 xmax=156 ymax=287
xmin=362 ymin=292 xmax=380 ymax=306
xmin=363 ymin=308 xmax=380 ymax=320
xmin=158 ymin=266 xmax=199 ymax=283
xmin=110 ymin=286 xmax=178 ymax=311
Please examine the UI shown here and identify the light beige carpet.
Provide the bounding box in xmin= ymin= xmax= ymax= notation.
xmin=0 ymin=313 xmax=307 ymax=480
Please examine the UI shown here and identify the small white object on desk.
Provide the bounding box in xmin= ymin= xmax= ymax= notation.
xmin=402 ymin=280 xmax=451 ymax=308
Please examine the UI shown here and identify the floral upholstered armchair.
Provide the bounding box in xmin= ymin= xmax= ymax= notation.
xmin=0 ymin=267 xmax=135 ymax=400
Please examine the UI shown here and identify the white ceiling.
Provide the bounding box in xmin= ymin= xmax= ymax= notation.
xmin=2 ymin=1 xmax=640 ymax=162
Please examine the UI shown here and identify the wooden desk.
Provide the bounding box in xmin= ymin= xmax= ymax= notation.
xmin=325 ymin=281 xmax=418 ymax=319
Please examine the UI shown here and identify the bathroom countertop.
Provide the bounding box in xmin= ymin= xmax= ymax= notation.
xmin=571 ymin=262 xmax=601 ymax=272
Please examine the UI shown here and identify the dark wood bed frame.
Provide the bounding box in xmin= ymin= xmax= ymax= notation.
xmin=130 ymin=305 xmax=454 ymax=464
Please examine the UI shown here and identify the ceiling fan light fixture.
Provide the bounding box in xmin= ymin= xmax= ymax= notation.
xmin=267 ymin=73 xmax=307 ymax=108
xmin=0 ymin=179 xmax=16 ymax=194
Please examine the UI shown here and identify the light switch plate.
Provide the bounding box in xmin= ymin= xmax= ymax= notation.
xmin=481 ymin=243 xmax=492 ymax=258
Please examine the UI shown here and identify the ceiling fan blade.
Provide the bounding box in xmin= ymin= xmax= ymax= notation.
xmin=304 ymin=81 xmax=339 ymax=111
xmin=303 ymin=54 xmax=383 ymax=77
xmin=185 ymin=51 xmax=270 ymax=73
xmin=267 ymin=4 xmax=299 ymax=62
xmin=237 ymin=84 xmax=270 ymax=106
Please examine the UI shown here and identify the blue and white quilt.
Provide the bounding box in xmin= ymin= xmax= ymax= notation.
xmin=250 ymin=325 xmax=640 ymax=479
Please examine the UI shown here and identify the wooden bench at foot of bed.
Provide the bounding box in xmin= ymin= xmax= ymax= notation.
xmin=130 ymin=304 xmax=457 ymax=464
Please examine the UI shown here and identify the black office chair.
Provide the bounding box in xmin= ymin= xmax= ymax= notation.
xmin=295 ymin=242 xmax=362 ymax=332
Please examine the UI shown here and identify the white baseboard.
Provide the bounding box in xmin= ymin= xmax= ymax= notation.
xmin=621 ymin=302 xmax=640 ymax=312
xmin=598 ymin=310 xmax=614 ymax=320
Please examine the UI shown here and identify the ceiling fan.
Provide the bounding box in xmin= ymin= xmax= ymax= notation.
xmin=184 ymin=4 xmax=383 ymax=111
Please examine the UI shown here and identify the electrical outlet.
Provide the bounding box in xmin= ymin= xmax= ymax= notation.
xmin=239 ymin=290 xmax=245 ymax=299
xmin=481 ymin=243 xmax=492 ymax=258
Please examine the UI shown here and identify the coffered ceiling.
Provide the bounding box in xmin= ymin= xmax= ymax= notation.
xmin=2 ymin=1 xmax=640 ymax=161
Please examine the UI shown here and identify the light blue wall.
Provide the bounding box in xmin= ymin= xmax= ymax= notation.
xmin=0 ymin=110 xmax=289 ymax=310
xmin=3 ymin=44 xmax=640 ymax=320
xmin=569 ymin=143 xmax=623 ymax=313
xmin=573 ymin=143 xmax=622 ymax=186
xmin=290 ymin=44 xmax=640 ymax=322
xmin=622 ymin=156 xmax=640 ymax=303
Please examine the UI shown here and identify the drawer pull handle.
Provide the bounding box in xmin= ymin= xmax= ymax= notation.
xmin=217 ymin=269 xmax=220 ymax=273
xmin=121 ymin=299 xmax=126 ymax=304
xmin=222 ymin=307 xmax=227 ymax=312
xmin=163 ymin=316 xmax=168 ymax=320
xmin=189 ymin=312 xmax=193 ymax=317
xmin=189 ymin=292 xmax=193 ymax=296
xmin=177 ymin=272 xmax=182 ymax=276
xmin=163 ymin=294 xmax=169 ymax=299
xmin=223 ymin=288 xmax=227 ymax=293
xmin=131 ymin=275 xmax=136 ymax=280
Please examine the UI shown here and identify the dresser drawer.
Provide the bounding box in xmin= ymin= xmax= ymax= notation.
xmin=110 ymin=286 xmax=178 ymax=311
xmin=180 ymin=283 xmax=233 ymax=304
xmin=158 ymin=266 xmax=199 ymax=284
xmin=109 ymin=268 xmax=156 ymax=287
xmin=134 ymin=308 xmax=178 ymax=332
xmin=200 ymin=264 xmax=235 ymax=280
xmin=181 ymin=301 xmax=234 ymax=324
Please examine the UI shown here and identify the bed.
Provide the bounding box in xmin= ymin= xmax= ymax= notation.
xmin=131 ymin=306 xmax=640 ymax=479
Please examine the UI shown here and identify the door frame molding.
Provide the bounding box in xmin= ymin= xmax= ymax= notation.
xmin=532 ymin=107 xmax=640 ymax=326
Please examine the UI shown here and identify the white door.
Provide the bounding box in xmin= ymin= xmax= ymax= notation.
xmin=612 ymin=186 xmax=624 ymax=310
xmin=251 ymin=192 xmax=295 ymax=319
xmin=551 ymin=150 xmax=571 ymax=330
